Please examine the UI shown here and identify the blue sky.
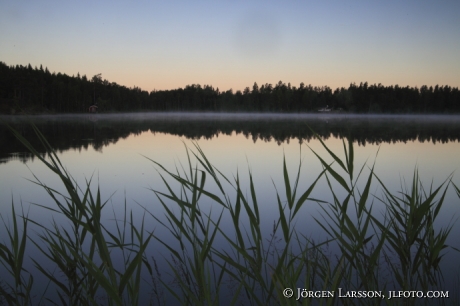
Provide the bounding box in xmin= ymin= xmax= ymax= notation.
xmin=1 ymin=0 xmax=459 ymax=92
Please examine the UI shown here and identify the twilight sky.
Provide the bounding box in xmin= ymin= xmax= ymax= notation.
xmin=1 ymin=0 xmax=459 ymax=92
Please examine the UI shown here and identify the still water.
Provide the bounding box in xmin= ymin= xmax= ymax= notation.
xmin=1 ymin=113 xmax=460 ymax=302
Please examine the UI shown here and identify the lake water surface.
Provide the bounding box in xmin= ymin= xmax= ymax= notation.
xmin=1 ymin=113 xmax=460 ymax=303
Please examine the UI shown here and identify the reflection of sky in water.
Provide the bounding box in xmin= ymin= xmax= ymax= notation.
xmin=1 ymin=130 xmax=460 ymax=297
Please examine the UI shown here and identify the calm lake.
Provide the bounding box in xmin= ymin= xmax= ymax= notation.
xmin=1 ymin=113 xmax=460 ymax=303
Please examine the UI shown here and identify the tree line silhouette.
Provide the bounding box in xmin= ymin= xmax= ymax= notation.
xmin=1 ymin=61 xmax=459 ymax=114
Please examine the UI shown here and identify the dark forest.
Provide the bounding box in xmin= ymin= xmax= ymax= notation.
xmin=1 ymin=62 xmax=459 ymax=114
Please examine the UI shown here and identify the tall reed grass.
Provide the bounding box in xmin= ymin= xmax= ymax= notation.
xmin=1 ymin=124 xmax=459 ymax=305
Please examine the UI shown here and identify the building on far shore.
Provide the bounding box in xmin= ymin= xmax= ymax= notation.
xmin=318 ymin=105 xmax=332 ymax=112
xmin=89 ymin=104 xmax=98 ymax=113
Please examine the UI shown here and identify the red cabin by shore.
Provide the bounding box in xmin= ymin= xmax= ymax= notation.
xmin=88 ymin=105 xmax=98 ymax=113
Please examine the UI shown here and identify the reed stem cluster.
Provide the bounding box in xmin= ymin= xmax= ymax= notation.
xmin=1 ymin=125 xmax=459 ymax=305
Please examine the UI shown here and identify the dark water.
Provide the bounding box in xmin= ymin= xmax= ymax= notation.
xmin=1 ymin=113 xmax=460 ymax=304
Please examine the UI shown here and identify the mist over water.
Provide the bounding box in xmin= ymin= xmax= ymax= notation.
xmin=2 ymin=112 xmax=460 ymax=164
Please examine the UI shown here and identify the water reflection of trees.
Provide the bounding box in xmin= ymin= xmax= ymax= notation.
xmin=1 ymin=114 xmax=460 ymax=163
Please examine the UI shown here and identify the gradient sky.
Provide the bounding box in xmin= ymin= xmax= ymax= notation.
xmin=1 ymin=0 xmax=459 ymax=92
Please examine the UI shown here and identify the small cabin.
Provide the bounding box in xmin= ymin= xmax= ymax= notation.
xmin=318 ymin=105 xmax=332 ymax=112
xmin=89 ymin=105 xmax=98 ymax=113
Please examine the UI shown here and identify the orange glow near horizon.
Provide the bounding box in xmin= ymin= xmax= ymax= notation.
xmin=1 ymin=1 xmax=459 ymax=93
